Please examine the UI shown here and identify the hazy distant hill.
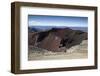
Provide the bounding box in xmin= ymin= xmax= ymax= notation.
xmin=28 ymin=27 xmax=39 ymax=32
xmin=28 ymin=26 xmax=87 ymax=32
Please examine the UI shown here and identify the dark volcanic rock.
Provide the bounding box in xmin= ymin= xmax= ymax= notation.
xmin=28 ymin=28 xmax=87 ymax=52
xmin=28 ymin=32 xmax=37 ymax=46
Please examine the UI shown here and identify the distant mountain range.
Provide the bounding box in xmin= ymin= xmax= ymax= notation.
xmin=28 ymin=27 xmax=87 ymax=52
xmin=28 ymin=26 xmax=88 ymax=32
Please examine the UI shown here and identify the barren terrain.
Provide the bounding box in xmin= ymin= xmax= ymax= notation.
xmin=28 ymin=40 xmax=88 ymax=60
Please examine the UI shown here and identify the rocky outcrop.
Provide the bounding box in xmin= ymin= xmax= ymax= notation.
xmin=28 ymin=27 xmax=87 ymax=52
xmin=67 ymin=40 xmax=88 ymax=53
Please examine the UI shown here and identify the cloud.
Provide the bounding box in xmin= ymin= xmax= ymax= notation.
xmin=28 ymin=20 xmax=38 ymax=26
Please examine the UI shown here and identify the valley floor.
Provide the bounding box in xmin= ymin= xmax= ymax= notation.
xmin=28 ymin=52 xmax=87 ymax=60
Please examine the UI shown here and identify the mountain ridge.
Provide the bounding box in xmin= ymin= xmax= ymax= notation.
xmin=28 ymin=27 xmax=87 ymax=52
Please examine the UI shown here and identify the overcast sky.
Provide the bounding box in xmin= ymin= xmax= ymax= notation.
xmin=28 ymin=15 xmax=88 ymax=27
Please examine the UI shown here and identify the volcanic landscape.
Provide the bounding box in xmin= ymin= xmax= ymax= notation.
xmin=28 ymin=27 xmax=88 ymax=60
